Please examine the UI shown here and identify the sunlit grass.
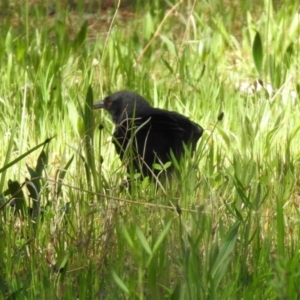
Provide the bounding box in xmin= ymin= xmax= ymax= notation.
xmin=0 ymin=0 xmax=300 ymax=298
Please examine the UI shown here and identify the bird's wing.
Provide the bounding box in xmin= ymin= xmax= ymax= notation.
xmin=112 ymin=110 xmax=203 ymax=167
xmin=134 ymin=113 xmax=186 ymax=137
xmin=142 ymin=110 xmax=203 ymax=142
xmin=145 ymin=110 xmax=204 ymax=153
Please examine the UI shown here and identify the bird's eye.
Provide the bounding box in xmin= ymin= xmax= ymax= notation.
xmin=107 ymin=101 xmax=113 ymax=106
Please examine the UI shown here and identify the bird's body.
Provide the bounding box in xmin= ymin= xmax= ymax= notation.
xmin=93 ymin=91 xmax=203 ymax=178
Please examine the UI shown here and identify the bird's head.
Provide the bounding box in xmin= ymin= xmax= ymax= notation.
xmin=93 ymin=90 xmax=151 ymax=124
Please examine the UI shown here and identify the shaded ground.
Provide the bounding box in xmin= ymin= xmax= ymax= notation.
xmin=0 ymin=0 xmax=288 ymax=37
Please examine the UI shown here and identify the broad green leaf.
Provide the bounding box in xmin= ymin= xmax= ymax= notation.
xmin=73 ymin=20 xmax=88 ymax=49
xmin=212 ymin=221 xmax=240 ymax=288
xmin=123 ymin=227 xmax=134 ymax=248
xmin=284 ymin=42 xmax=293 ymax=69
xmin=152 ymin=161 xmax=171 ymax=171
xmin=27 ymin=164 xmax=40 ymax=194
xmin=160 ymin=35 xmax=176 ymax=56
xmin=252 ymin=31 xmax=263 ymax=75
xmin=216 ymin=126 xmax=230 ymax=148
xmin=112 ymin=271 xmax=129 ymax=294
xmin=36 ymin=150 xmax=47 ymax=177
xmin=152 ymin=220 xmax=172 ymax=253
xmin=136 ymin=227 xmax=152 ymax=255
xmin=5 ymin=30 xmax=12 ymax=54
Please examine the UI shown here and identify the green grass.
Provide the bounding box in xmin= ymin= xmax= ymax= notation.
xmin=1 ymin=0 xmax=300 ymax=298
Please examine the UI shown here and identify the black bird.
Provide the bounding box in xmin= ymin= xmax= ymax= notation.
xmin=93 ymin=91 xmax=203 ymax=179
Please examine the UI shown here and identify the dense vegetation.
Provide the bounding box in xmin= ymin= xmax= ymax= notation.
xmin=1 ymin=0 xmax=300 ymax=298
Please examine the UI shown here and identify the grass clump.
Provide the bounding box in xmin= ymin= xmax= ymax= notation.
xmin=1 ymin=0 xmax=300 ymax=299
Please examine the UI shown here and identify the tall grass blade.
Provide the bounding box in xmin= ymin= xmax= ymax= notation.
xmin=252 ymin=31 xmax=263 ymax=75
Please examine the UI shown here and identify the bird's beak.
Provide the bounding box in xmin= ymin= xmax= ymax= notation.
xmin=93 ymin=100 xmax=105 ymax=109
